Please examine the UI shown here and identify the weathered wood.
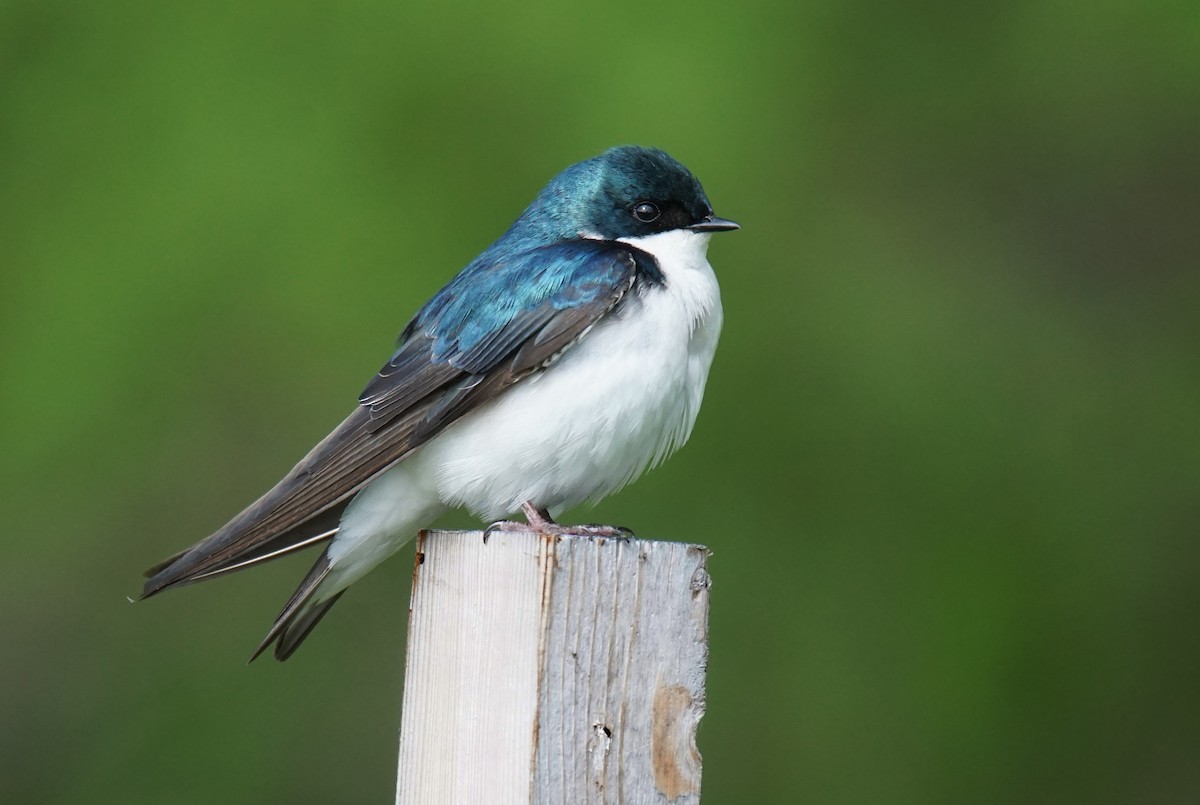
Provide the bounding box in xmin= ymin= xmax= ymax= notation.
xmin=396 ymin=529 xmax=712 ymax=805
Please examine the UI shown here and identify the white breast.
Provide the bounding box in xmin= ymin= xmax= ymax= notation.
xmin=416 ymin=228 xmax=724 ymax=520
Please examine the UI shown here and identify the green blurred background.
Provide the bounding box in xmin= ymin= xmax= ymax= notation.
xmin=3 ymin=1 xmax=1197 ymax=802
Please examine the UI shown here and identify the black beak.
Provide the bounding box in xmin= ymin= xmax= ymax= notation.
xmin=688 ymin=215 xmax=740 ymax=233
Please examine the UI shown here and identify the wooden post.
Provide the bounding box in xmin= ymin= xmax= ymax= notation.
xmin=396 ymin=529 xmax=712 ymax=805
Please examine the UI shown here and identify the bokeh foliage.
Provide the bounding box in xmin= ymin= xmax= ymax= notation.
xmin=2 ymin=1 xmax=1198 ymax=802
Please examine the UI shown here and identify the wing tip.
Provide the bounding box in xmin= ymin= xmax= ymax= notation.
xmin=140 ymin=562 xmax=183 ymax=600
xmin=143 ymin=548 xmax=188 ymax=580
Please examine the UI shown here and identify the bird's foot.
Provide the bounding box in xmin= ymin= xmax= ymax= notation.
xmin=483 ymin=501 xmax=635 ymax=542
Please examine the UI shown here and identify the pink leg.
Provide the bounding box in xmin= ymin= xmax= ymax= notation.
xmin=483 ymin=501 xmax=634 ymax=541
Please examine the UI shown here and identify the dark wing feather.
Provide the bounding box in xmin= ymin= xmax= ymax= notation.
xmin=142 ymin=239 xmax=652 ymax=601
xmin=358 ymin=336 xmax=462 ymax=430
xmin=143 ymin=405 xmax=422 ymax=596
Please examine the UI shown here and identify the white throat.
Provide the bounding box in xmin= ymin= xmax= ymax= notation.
xmin=618 ymin=228 xmax=721 ymax=331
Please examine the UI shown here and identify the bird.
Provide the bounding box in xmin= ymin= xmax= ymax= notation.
xmin=142 ymin=145 xmax=739 ymax=661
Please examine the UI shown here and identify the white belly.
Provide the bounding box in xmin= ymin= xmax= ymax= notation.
xmin=326 ymin=229 xmax=723 ymax=589
xmin=417 ymin=228 xmax=723 ymax=519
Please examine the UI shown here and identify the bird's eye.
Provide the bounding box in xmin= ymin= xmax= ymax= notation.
xmin=631 ymin=202 xmax=660 ymax=223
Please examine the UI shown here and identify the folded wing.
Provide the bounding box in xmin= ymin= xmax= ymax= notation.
xmin=142 ymin=240 xmax=654 ymax=597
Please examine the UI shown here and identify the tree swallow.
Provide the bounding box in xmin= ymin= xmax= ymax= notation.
xmin=142 ymin=145 xmax=738 ymax=660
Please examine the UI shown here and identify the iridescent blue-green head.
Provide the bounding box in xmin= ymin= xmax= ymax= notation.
xmin=508 ymin=145 xmax=738 ymax=245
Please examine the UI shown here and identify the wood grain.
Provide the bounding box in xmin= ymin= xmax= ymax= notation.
xmin=396 ymin=529 xmax=711 ymax=804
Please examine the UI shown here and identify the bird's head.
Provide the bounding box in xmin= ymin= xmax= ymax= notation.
xmin=512 ymin=146 xmax=738 ymax=244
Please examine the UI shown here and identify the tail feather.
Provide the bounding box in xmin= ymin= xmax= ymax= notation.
xmin=250 ymin=551 xmax=344 ymax=662
xmin=271 ymin=592 xmax=345 ymax=661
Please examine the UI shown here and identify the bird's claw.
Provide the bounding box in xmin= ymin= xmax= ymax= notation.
xmin=563 ymin=523 xmax=635 ymax=540
xmin=482 ymin=519 xmax=535 ymax=543
xmin=482 ymin=502 xmax=635 ymax=543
